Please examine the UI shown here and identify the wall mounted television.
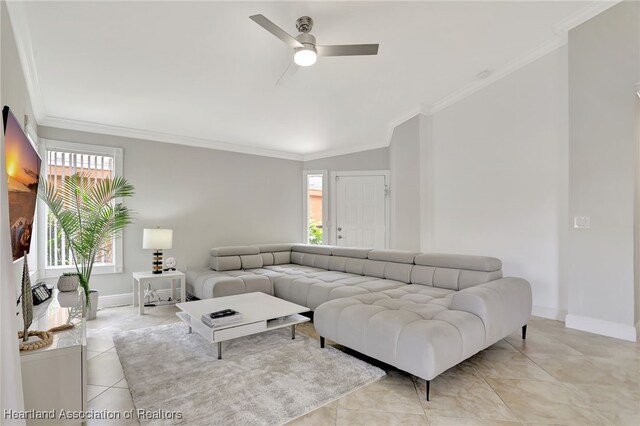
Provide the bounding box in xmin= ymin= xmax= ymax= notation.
xmin=3 ymin=106 xmax=41 ymax=262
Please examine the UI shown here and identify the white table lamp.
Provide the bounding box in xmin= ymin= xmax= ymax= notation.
xmin=143 ymin=228 xmax=173 ymax=274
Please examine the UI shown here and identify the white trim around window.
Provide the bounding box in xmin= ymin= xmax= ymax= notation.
xmin=302 ymin=170 xmax=329 ymax=244
xmin=37 ymin=139 xmax=125 ymax=278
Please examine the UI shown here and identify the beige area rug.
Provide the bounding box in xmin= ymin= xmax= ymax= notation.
xmin=113 ymin=323 xmax=385 ymax=425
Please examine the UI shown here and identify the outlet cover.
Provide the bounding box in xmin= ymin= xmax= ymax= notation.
xmin=574 ymin=216 xmax=590 ymax=229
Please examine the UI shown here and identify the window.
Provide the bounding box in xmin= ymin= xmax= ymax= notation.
xmin=38 ymin=140 xmax=123 ymax=277
xmin=303 ymin=170 xmax=328 ymax=245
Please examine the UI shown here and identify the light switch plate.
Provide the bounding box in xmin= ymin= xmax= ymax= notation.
xmin=574 ymin=216 xmax=590 ymax=229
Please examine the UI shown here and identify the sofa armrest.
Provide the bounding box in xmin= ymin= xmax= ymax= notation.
xmin=450 ymin=277 xmax=532 ymax=346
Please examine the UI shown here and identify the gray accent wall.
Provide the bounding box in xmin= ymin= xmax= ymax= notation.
xmin=38 ymin=126 xmax=303 ymax=296
xmin=567 ymin=1 xmax=640 ymax=330
xmin=303 ymin=147 xmax=389 ymax=171
xmin=389 ymin=116 xmax=422 ymax=251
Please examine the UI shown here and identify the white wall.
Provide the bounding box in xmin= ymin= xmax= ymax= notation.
xmin=389 ymin=116 xmax=422 ymax=251
xmin=1 ymin=0 xmax=36 ymax=293
xmin=420 ymin=46 xmax=569 ymax=319
xmin=566 ymin=1 xmax=639 ymax=340
xmin=37 ymin=127 xmax=303 ymax=297
xmin=1 ymin=0 xmax=26 ymax=417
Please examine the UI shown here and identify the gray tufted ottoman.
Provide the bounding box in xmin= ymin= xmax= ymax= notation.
xmin=314 ymin=277 xmax=531 ymax=400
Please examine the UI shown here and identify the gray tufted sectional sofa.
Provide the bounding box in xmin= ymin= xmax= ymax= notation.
xmin=186 ymin=243 xmax=532 ymax=400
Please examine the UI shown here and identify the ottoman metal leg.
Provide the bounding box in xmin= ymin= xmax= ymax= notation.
xmin=217 ymin=342 xmax=222 ymax=360
xmin=426 ymin=380 xmax=430 ymax=401
xmin=522 ymin=324 xmax=527 ymax=340
xmin=320 ymin=336 xmax=325 ymax=348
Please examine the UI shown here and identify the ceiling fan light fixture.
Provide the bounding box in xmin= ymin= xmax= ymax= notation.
xmin=294 ymin=46 xmax=317 ymax=66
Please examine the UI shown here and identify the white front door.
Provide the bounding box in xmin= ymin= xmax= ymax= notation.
xmin=335 ymin=175 xmax=387 ymax=248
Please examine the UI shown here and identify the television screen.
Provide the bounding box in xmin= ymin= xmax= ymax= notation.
xmin=3 ymin=106 xmax=41 ymax=261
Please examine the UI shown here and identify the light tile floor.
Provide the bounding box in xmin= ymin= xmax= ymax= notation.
xmin=86 ymin=305 xmax=640 ymax=425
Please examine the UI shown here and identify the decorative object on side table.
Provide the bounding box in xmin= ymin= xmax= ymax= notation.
xmin=143 ymin=227 xmax=172 ymax=274
xmin=57 ymin=272 xmax=80 ymax=292
xmin=40 ymin=172 xmax=135 ymax=318
xmin=164 ymin=256 xmax=177 ymax=271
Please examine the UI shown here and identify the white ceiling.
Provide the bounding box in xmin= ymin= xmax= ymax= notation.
xmin=12 ymin=1 xmax=607 ymax=159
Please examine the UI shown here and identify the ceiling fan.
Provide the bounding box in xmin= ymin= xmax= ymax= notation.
xmin=250 ymin=14 xmax=379 ymax=84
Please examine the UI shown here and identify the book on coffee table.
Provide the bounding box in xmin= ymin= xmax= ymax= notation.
xmin=201 ymin=310 xmax=243 ymax=328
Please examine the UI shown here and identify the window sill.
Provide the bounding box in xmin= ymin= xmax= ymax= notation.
xmin=40 ymin=265 xmax=123 ymax=279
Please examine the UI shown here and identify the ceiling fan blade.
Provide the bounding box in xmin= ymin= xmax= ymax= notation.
xmin=317 ymin=44 xmax=379 ymax=57
xmin=276 ymin=60 xmax=299 ymax=86
xmin=250 ymin=14 xmax=303 ymax=49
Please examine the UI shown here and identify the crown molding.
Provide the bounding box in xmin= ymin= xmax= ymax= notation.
xmin=302 ymin=141 xmax=390 ymax=162
xmin=39 ymin=116 xmax=304 ymax=161
xmin=427 ymin=36 xmax=567 ymax=116
xmin=5 ymin=1 xmax=46 ymax=121
xmin=553 ymin=0 xmax=621 ymax=35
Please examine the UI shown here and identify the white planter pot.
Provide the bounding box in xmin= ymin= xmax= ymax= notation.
xmin=57 ymin=275 xmax=80 ymax=292
xmin=88 ymin=290 xmax=99 ymax=320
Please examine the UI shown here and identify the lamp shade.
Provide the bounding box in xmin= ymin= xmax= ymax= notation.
xmin=142 ymin=228 xmax=173 ymax=250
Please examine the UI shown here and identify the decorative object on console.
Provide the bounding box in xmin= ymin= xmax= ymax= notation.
xmin=143 ymin=228 xmax=172 ymax=274
xmin=164 ymin=256 xmax=176 ymax=271
xmin=31 ymin=282 xmax=52 ymax=305
xmin=57 ymin=272 xmax=80 ymax=292
xmin=40 ymin=172 xmax=135 ymax=311
xmin=20 ymin=252 xmax=33 ymax=342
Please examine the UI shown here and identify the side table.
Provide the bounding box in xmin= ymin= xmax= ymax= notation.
xmin=132 ymin=270 xmax=186 ymax=315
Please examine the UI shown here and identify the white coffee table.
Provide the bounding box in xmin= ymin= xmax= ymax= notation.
xmin=176 ymin=292 xmax=310 ymax=359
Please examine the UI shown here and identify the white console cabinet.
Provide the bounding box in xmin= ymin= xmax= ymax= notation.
xmin=20 ymin=290 xmax=87 ymax=425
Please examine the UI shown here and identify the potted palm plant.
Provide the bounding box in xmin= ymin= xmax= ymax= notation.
xmin=40 ymin=173 xmax=134 ymax=319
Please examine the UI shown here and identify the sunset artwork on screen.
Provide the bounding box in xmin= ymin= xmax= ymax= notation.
xmin=3 ymin=106 xmax=41 ymax=261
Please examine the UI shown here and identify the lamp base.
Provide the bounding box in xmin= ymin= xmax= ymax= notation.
xmin=152 ymin=250 xmax=163 ymax=274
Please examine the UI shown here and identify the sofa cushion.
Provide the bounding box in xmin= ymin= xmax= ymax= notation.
xmin=414 ymin=253 xmax=501 ymax=272
xmin=328 ymin=256 xmax=347 ymax=272
xmin=363 ymin=260 xmax=386 ymax=279
xmin=305 ymin=271 xmax=359 ymax=282
xmin=272 ymin=251 xmax=291 ymax=265
xmin=331 ymin=247 xmax=371 ymax=259
xmin=384 ymin=262 xmax=413 ymax=283
xmin=291 ymin=244 xmax=334 ymax=255
xmin=295 ymin=253 xmax=332 ymax=268
xmin=240 ymin=254 xmax=263 ymax=269
xmin=210 ymin=255 xmax=241 ymax=271
xmin=260 ymin=253 xmax=274 ymax=266
xmin=368 ymin=249 xmax=420 ymax=264
xmin=255 ymin=243 xmax=294 ymax=253
xmin=345 ymin=258 xmax=366 ymax=275
xmin=355 ymin=279 xmax=405 ymax=293
xmin=186 ymin=268 xmax=272 ymax=299
xmin=210 ymin=246 xmax=260 ymax=256
xmin=410 ymin=265 xmax=436 ymax=286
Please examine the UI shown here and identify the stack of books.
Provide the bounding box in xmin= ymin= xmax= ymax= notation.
xmin=201 ymin=309 xmax=243 ymax=328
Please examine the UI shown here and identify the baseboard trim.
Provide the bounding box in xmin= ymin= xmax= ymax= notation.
xmin=531 ymin=305 xmax=566 ymax=321
xmin=98 ymin=288 xmax=175 ymax=309
xmin=565 ymin=314 xmax=637 ymax=342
